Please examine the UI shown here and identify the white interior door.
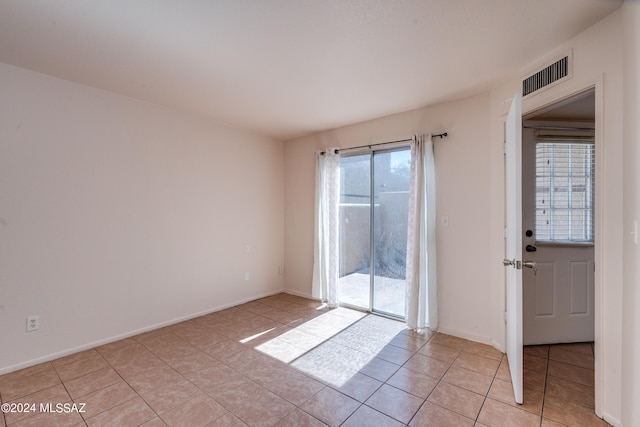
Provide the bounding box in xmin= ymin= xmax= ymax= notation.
xmin=521 ymin=127 xmax=595 ymax=344
xmin=504 ymin=93 xmax=524 ymax=404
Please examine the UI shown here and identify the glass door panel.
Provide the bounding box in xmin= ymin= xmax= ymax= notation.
xmin=338 ymin=154 xmax=371 ymax=310
xmin=372 ymin=149 xmax=410 ymax=317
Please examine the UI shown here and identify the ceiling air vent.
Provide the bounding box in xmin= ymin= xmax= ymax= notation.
xmin=522 ymin=53 xmax=571 ymax=97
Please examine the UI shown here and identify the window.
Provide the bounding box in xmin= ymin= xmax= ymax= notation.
xmin=535 ymin=142 xmax=594 ymax=243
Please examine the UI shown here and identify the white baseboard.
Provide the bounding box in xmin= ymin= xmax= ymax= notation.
xmin=283 ymin=288 xmax=317 ymax=300
xmin=437 ymin=327 xmax=502 ymax=352
xmin=0 ymin=289 xmax=285 ymax=375
xmin=490 ymin=338 xmax=506 ymax=353
xmin=601 ymin=412 xmax=621 ymax=427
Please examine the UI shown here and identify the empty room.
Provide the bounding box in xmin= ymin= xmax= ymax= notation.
xmin=1 ymin=1 xmax=639 ymax=426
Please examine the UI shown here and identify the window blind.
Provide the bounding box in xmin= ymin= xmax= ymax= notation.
xmin=535 ymin=142 xmax=595 ymax=243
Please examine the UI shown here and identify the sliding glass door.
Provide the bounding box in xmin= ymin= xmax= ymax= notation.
xmin=337 ymin=147 xmax=411 ymax=318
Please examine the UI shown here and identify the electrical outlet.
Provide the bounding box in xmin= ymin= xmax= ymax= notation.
xmin=26 ymin=315 xmax=39 ymax=332
xmin=278 ymin=265 xmax=285 ymax=275
xmin=244 ymin=272 xmax=250 ymax=281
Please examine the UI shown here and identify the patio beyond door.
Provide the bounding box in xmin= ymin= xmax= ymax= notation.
xmin=337 ymin=148 xmax=411 ymax=319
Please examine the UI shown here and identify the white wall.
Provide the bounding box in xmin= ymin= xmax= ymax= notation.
xmin=284 ymin=93 xmax=495 ymax=343
xmin=622 ymin=1 xmax=640 ymax=426
xmin=0 ymin=62 xmax=285 ymax=374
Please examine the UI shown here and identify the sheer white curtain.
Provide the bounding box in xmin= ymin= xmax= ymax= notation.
xmin=311 ymin=148 xmax=341 ymax=307
xmin=406 ymin=135 xmax=438 ymax=330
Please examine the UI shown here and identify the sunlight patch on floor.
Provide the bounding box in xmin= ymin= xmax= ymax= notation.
xmin=250 ymin=305 xmax=408 ymax=388
xmin=253 ymin=308 xmax=366 ymax=365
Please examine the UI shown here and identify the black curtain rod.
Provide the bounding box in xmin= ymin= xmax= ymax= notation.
xmin=321 ymin=132 xmax=447 ymax=155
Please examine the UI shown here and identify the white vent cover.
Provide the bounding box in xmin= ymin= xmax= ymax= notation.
xmin=522 ymin=53 xmax=572 ymax=97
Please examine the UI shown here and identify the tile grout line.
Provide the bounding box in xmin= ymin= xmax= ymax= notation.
xmin=530 ymin=343 xmax=602 ymax=427
xmin=400 ymin=330 xmax=434 ymax=427
xmin=475 ymin=350 xmax=503 ymax=426
xmin=399 ymin=330 xmax=437 ymax=426
xmin=0 ymin=387 xmax=5 ymax=427
xmin=51 ymin=361 xmax=91 ymax=426
xmin=313 ymin=315 xmax=428 ymax=426
xmin=405 ymin=335 xmax=481 ymax=425
xmin=538 ymin=345 xmax=550 ymax=427
xmin=79 ymin=350 xmax=147 ymax=425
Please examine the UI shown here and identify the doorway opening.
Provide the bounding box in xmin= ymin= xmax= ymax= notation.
xmin=522 ymin=89 xmax=595 ymax=345
xmin=521 ymin=89 xmax=597 ymax=410
xmin=336 ymin=147 xmax=411 ymax=319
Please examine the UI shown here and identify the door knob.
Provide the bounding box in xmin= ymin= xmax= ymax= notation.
xmin=523 ymin=260 xmax=537 ymax=275
xmin=503 ymin=259 xmax=515 ymax=267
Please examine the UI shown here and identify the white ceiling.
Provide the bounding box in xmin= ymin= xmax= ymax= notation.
xmin=0 ymin=1 xmax=622 ymax=140
xmin=528 ymin=90 xmax=596 ymax=122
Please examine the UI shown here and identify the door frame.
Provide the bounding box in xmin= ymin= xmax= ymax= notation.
xmin=520 ymin=76 xmax=604 ymax=415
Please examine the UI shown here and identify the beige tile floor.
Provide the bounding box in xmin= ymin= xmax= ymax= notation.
xmin=0 ymin=293 xmax=610 ymax=426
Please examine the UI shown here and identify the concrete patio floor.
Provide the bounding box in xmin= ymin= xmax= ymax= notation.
xmin=337 ymin=272 xmax=406 ymax=318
